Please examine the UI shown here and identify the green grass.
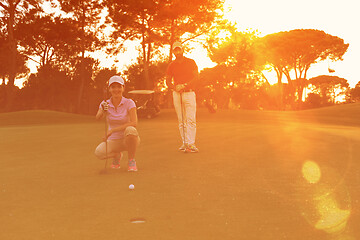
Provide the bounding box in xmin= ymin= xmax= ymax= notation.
xmin=1 ymin=104 xmax=360 ymax=240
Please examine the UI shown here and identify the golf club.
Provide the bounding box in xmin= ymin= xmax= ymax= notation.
xmin=179 ymin=92 xmax=187 ymax=152
xmin=100 ymin=87 xmax=109 ymax=174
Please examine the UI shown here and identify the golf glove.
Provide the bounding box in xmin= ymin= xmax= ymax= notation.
xmin=101 ymin=101 xmax=109 ymax=111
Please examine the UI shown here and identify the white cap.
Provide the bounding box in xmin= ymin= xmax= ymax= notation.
xmin=172 ymin=41 xmax=183 ymax=50
xmin=108 ymin=75 xmax=124 ymax=87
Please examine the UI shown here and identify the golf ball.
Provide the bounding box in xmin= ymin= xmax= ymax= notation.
xmin=129 ymin=184 xmax=135 ymax=190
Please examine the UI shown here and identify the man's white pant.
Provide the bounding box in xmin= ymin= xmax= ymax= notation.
xmin=173 ymin=91 xmax=196 ymax=145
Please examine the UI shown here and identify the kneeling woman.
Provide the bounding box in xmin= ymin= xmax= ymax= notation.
xmin=95 ymin=75 xmax=140 ymax=171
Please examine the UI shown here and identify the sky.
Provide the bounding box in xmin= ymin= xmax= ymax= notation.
xmin=207 ymin=0 xmax=360 ymax=87
xmin=20 ymin=0 xmax=360 ymax=88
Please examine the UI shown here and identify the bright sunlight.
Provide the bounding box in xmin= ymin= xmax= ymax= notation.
xmin=222 ymin=0 xmax=360 ymax=88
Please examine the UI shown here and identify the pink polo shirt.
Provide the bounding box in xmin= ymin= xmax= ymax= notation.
xmin=99 ymin=97 xmax=136 ymax=140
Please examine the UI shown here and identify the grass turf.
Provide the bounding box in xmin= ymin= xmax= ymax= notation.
xmin=1 ymin=104 xmax=360 ymax=240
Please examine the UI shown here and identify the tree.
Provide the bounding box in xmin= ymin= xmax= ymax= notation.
xmin=0 ymin=0 xmax=43 ymax=109
xmin=105 ymin=0 xmax=225 ymax=89
xmin=158 ymin=0 xmax=225 ymax=61
xmin=231 ymin=78 xmax=263 ymax=110
xmin=304 ymin=93 xmax=323 ymax=109
xmin=92 ymin=67 xmax=117 ymax=94
xmin=0 ymin=0 xmax=42 ymax=86
xmin=71 ymin=56 xmax=101 ymax=114
xmin=256 ymin=29 xmax=349 ymax=108
xmin=15 ymin=13 xmax=82 ymax=69
xmin=308 ymin=75 xmax=349 ymax=104
xmin=105 ymin=0 xmax=160 ymax=89
xmin=0 ymin=33 xmax=10 ymax=84
xmin=123 ymin=58 xmax=168 ymax=92
xmin=19 ymin=64 xmax=75 ymax=111
xmin=57 ymin=0 xmax=104 ymax=112
xmin=349 ymin=81 xmax=360 ymax=102
xmin=0 ymin=31 xmax=29 ymax=110
xmin=198 ymin=65 xmax=235 ymax=109
xmin=203 ymin=28 xmax=269 ymax=109
xmin=206 ymin=28 xmax=264 ymax=80
xmin=0 ymin=36 xmax=28 ymax=81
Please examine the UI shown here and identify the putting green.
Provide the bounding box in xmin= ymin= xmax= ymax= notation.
xmin=1 ymin=105 xmax=360 ymax=240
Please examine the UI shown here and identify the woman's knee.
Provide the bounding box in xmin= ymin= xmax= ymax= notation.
xmin=94 ymin=142 xmax=106 ymax=159
xmin=124 ymin=127 xmax=140 ymax=146
xmin=124 ymin=126 xmax=139 ymax=137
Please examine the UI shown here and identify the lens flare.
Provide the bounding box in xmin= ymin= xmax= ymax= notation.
xmin=315 ymin=197 xmax=350 ymax=233
xmin=299 ymin=161 xmax=352 ymax=235
xmin=302 ymin=161 xmax=321 ymax=184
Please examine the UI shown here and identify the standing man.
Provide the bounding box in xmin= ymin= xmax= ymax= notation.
xmin=166 ymin=41 xmax=199 ymax=153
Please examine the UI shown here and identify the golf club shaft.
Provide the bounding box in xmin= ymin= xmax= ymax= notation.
xmin=104 ymin=88 xmax=108 ymax=169
xmin=104 ymin=112 xmax=108 ymax=168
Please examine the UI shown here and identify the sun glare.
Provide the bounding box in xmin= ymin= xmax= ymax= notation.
xmin=187 ymin=42 xmax=216 ymax=71
xmin=222 ymin=0 xmax=360 ymax=88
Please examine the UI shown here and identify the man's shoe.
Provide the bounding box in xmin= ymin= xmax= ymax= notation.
xmin=178 ymin=144 xmax=187 ymax=152
xmin=128 ymin=159 xmax=138 ymax=172
xmin=185 ymin=144 xmax=199 ymax=153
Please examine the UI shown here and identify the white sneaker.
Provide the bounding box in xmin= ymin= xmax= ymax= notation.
xmin=178 ymin=144 xmax=187 ymax=152
xmin=185 ymin=144 xmax=199 ymax=153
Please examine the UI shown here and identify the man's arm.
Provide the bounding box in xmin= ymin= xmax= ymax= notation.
xmin=166 ymin=62 xmax=175 ymax=91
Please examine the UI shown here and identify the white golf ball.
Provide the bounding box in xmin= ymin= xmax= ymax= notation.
xmin=129 ymin=184 xmax=135 ymax=190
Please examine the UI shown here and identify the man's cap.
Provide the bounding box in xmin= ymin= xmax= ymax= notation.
xmin=172 ymin=41 xmax=183 ymax=50
xmin=108 ymin=75 xmax=124 ymax=87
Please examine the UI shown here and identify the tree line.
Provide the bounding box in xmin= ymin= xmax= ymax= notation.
xmin=1 ymin=0 xmax=359 ymax=114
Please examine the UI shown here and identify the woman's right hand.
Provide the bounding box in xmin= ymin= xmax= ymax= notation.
xmin=101 ymin=101 xmax=109 ymax=111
